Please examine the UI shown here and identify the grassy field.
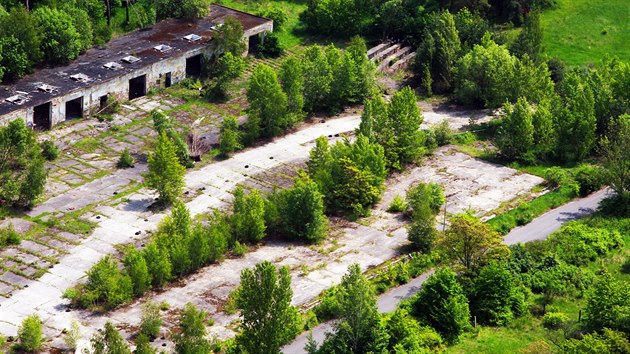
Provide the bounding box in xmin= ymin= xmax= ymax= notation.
xmin=217 ymin=0 xmax=309 ymax=48
xmin=540 ymin=0 xmax=630 ymax=65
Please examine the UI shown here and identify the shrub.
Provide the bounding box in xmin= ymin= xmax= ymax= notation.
xmin=314 ymin=286 xmax=342 ymax=322
xmin=256 ymin=32 xmax=284 ymax=58
xmin=573 ymin=164 xmax=604 ymax=196
xmin=431 ymin=120 xmax=453 ymax=146
xmin=542 ymin=312 xmax=569 ymax=329
xmin=232 ymin=240 xmax=247 ymax=257
xmin=117 ymin=148 xmax=134 ymax=168
xmin=16 ymin=314 xmax=43 ymax=352
xmin=387 ymin=195 xmax=406 ymax=213
xmin=453 ymin=131 xmax=476 ymax=145
xmin=139 ymin=302 xmax=162 ymax=340
xmin=41 ymin=140 xmax=60 ymax=161
xmin=0 ymin=225 xmax=20 ymax=248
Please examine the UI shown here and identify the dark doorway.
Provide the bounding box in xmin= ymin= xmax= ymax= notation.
xmin=99 ymin=95 xmax=108 ymax=110
xmin=33 ymin=102 xmax=52 ymax=130
xmin=186 ymin=55 xmax=202 ymax=77
xmin=65 ymin=96 xmax=84 ymax=120
xmin=129 ymin=75 xmax=146 ymax=100
xmin=248 ymin=34 xmax=262 ymax=55
xmin=165 ymin=72 xmax=172 ymax=88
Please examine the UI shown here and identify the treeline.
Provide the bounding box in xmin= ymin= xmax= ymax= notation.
xmin=0 ymin=0 xmax=211 ymax=83
xmin=219 ymin=38 xmax=377 ymax=155
xmin=64 ymin=173 xmax=328 ymax=309
xmin=300 ymin=0 xmax=553 ymax=39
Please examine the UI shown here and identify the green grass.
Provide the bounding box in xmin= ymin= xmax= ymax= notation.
xmin=217 ymin=0 xmax=309 ymax=48
xmin=488 ymin=185 xmax=576 ymax=235
xmin=540 ymin=0 xmax=630 ymax=65
xmin=446 ymin=317 xmax=548 ymax=354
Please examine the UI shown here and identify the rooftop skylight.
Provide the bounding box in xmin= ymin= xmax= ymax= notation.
xmin=121 ymin=55 xmax=140 ymax=63
xmin=70 ymin=73 xmax=90 ymax=82
xmin=103 ymin=62 xmax=123 ymax=70
xmin=153 ymin=44 xmax=173 ymax=53
xmin=184 ymin=34 xmax=202 ymax=42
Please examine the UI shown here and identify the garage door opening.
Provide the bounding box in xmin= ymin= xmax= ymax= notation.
xmin=248 ymin=34 xmax=262 ymax=55
xmin=100 ymin=95 xmax=109 ymax=110
xmin=129 ymin=75 xmax=146 ymax=100
xmin=65 ymin=96 xmax=84 ymax=120
xmin=165 ymin=72 xmax=172 ymax=88
xmin=33 ymin=102 xmax=52 ymax=130
xmin=186 ymin=55 xmax=202 ymax=77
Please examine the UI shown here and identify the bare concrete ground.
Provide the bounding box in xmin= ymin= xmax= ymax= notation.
xmin=0 ymin=103 xmax=540 ymax=352
xmin=70 ymin=147 xmax=542 ymax=351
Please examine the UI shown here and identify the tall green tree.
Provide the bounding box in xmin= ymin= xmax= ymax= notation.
xmin=531 ymin=99 xmax=556 ymax=158
xmin=218 ymin=116 xmax=242 ymax=157
xmin=142 ymin=241 xmax=172 ymax=288
xmin=139 ymin=301 xmax=162 ymax=340
xmin=156 ymin=0 xmax=210 ymax=20
xmin=470 ymin=263 xmax=524 ymax=326
xmin=496 ymin=97 xmax=534 ymax=160
xmin=439 ymin=213 xmax=510 ymax=271
xmin=83 ymin=256 xmax=133 ymax=309
xmin=599 ymin=114 xmax=630 ymax=205
xmin=313 ymin=264 xmax=389 ymax=353
xmin=413 ymin=268 xmax=471 ymax=342
xmin=510 ymin=12 xmax=543 ymax=62
xmin=214 ymin=16 xmax=245 ymax=56
xmin=123 ymin=246 xmax=151 ymax=297
xmin=33 ymin=7 xmax=82 ymax=63
xmin=174 ymin=303 xmax=212 ymax=354
xmin=406 ymin=183 xmax=442 ymax=252
xmin=302 ymin=46 xmax=333 ymax=113
xmin=231 ymin=187 xmax=266 ymax=243
xmin=388 ymin=87 xmax=426 ymax=167
xmin=584 ymin=271 xmax=630 ymax=332
xmin=279 ymin=56 xmax=305 ymax=124
xmin=247 ymin=64 xmax=288 ymax=138
xmin=204 ymin=51 xmax=245 ymax=101
xmin=0 ymin=6 xmax=41 ymax=77
xmin=151 ymin=110 xmax=192 ymax=168
xmin=274 ymin=173 xmax=327 ymax=243
xmin=415 ymin=11 xmax=461 ymax=94
xmin=146 ymin=132 xmax=186 ymax=205
xmin=235 ymin=261 xmax=301 ymax=354
xmin=554 ymin=71 xmax=597 ymax=162
xmin=91 ymin=322 xmax=131 ymax=354
xmin=0 ymin=36 xmax=28 ymax=81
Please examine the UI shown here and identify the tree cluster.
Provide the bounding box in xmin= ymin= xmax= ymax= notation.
xmin=0 ymin=0 xmax=211 ymax=83
xmin=66 ymin=174 xmax=328 ymax=309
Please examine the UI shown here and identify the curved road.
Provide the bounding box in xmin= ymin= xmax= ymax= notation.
xmin=283 ymin=188 xmax=612 ymax=353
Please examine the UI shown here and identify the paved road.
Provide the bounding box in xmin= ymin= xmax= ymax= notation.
xmin=283 ymin=189 xmax=610 ymax=353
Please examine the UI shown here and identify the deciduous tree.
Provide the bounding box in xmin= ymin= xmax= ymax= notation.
xmin=599 ymin=114 xmax=630 ymax=205
xmin=247 ymin=64 xmax=288 ymax=138
xmin=146 ymin=132 xmax=186 ymax=205
xmin=235 ymin=261 xmax=301 ymax=354
xmin=91 ymin=321 xmax=131 ymax=354
xmin=439 ymin=213 xmax=509 ymax=271
xmin=232 ymin=187 xmax=266 ymax=243
xmin=413 ymin=268 xmax=471 ymax=342
xmin=496 ymin=97 xmax=534 ymax=160
xmin=219 ymin=116 xmax=242 ymax=157
xmin=16 ymin=314 xmax=43 ymax=352
xmin=33 ymin=7 xmax=82 ymax=63
xmin=174 ymin=303 xmax=212 ymax=354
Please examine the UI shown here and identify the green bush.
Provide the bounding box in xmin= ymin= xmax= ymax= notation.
xmin=313 ymin=286 xmax=342 ymax=322
xmin=573 ymin=164 xmax=604 ymax=196
xmin=0 ymin=225 xmax=20 ymax=248
xmin=40 ymin=140 xmax=60 ymax=161
xmin=16 ymin=314 xmax=43 ymax=352
xmin=387 ymin=195 xmax=406 ymax=213
xmin=453 ymin=131 xmax=477 ymax=145
xmin=232 ymin=240 xmax=247 ymax=257
xmin=117 ymin=148 xmax=134 ymax=168
xmin=548 ymin=222 xmax=623 ymax=266
xmin=542 ymin=312 xmax=569 ymax=329
xmin=431 ymin=120 xmax=453 ymax=146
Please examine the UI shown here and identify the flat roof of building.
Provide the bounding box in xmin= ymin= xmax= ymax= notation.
xmin=0 ymin=4 xmax=271 ymax=116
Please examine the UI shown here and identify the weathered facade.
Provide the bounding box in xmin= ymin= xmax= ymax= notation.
xmin=0 ymin=5 xmax=273 ymax=130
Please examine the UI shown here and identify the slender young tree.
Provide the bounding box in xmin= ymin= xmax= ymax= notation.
xmin=496 ymin=97 xmax=534 ymax=160
xmin=146 ymin=131 xmax=186 ymax=205
xmin=174 ymin=303 xmax=212 ymax=354
xmin=247 ymin=64 xmax=288 ymax=138
xmin=235 ymin=261 xmax=301 ymax=354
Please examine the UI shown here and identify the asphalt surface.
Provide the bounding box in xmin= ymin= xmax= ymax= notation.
xmin=282 ymin=188 xmax=611 ymax=353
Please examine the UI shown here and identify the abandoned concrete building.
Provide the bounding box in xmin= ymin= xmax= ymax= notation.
xmin=0 ymin=5 xmax=273 ymax=130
